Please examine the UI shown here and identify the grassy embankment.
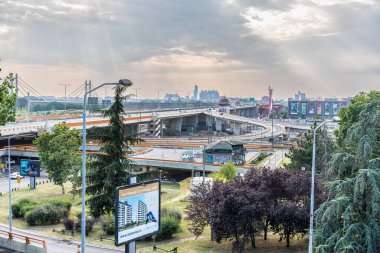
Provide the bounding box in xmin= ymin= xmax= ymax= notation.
xmin=0 ymin=180 xmax=307 ymax=252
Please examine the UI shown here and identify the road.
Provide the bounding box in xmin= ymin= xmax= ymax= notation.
xmin=0 ymin=224 xmax=123 ymax=253
xmin=265 ymin=150 xmax=288 ymax=169
xmin=0 ymin=168 xmax=49 ymax=194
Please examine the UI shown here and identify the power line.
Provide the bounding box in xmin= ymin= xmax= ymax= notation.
xmin=18 ymin=78 xmax=42 ymax=96
xmin=68 ymin=83 xmax=85 ymax=97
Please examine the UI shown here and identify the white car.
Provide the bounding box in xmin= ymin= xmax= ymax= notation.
xmin=10 ymin=172 xmax=24 ymax=180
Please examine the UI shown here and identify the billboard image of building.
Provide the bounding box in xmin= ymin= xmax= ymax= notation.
xmin=116 ymin=181 xmax=160 ymax=246
xmin=290 ymin=102 xmax=299 ymax=115
xmin=324 ymin=102 xmax=331 ymax=116
xmin=332 ymin=102 xmax=339 ymax=116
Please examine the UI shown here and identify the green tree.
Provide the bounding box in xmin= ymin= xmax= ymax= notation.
xmin=34 ymin=124 xmax=81 ymax=194
xmin=86 ymin=84 xmax=140 ymax=218
xmin=0 ymin=68 xmax=17 ymax=125
xmin=314 ymin=97 xmax=380 ymax=252
xmin=210 ymin=161 xmax=237 ymax=182
xmin=335 ymin=91 xmax=380 ymax=151
xmin=285 ymin=127 xmax=335 ymax=179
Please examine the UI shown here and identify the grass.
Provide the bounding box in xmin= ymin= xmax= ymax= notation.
xmin=0 ymin=180 xmax=308 ymax=252
xmin=277 ymin=156 xmax=291 ymax=168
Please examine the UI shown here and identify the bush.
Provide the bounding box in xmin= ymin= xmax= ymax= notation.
xmin=100 ymin=213 xmax=115 ymax=235
xmin=155 ymin=216 xmax=180 ymax=241
xmin=46 ymin=199 xmax=72 ymax=213
xmin=75 ymin=218 xmax=95 ymax=236
xmin=63 ymin=218 xmax=74 ymax=230
xmin=161 ymin=208 xmax=182 ymax=221
xmin=12 ymin=199 xmax=37 ymax=218
xmin=25 ymin=203 xmax=65 ymax=225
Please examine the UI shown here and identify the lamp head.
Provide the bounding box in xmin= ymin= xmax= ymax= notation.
xmin=119 ymin=79 xmax=133 ymax=87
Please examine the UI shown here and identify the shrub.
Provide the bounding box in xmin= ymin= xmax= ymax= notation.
xmin=161 ymin=208 xmax=182 ymax=221
xmin=12 ymin=199 xmax=36 ymax=218
xmin=63 ymin=218 xmax=74 ymax=230
xmin=75 ymin=218 xmax=95 ymax=236
xmin=46 ymin=199 xmax=72 ymax=213
xmin=25 ymin=203 xmax=65 ymax=225
xmin=155 ymin=216 xmax=180 ymax=241
xmin=100 ymin=213 xmax=115 ymax=235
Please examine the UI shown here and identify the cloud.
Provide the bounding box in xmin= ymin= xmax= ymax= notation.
xmin=241 ymin=4 xmax=332 ymax=41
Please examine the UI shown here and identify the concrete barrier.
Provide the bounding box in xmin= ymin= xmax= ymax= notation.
xmin=0 ymin=230 xmax=47 ymax=253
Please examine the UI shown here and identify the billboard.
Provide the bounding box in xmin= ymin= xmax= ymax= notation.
xmin=308 ymin=102 xmax=315 ymax=115
xmin=20 ymin=160 xmax=41 ymax=177
xmin=324 ymin=102 xmax=331 ymax=116
xmin=115 ymin=180 xmax=160 ymax=246
xmin=301 ymin=102 xmax=307 ymax=116
xmin=316 ymin=102 xmax=323 ymax=116
xmin=332 ymin=102 xmax=339 ymax=116
xmin=290 ymin=102 xmax=299 ymax=115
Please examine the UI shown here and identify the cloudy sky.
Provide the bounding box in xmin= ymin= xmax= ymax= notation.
xmin=1 ymin=0 xmax=379 ymax=99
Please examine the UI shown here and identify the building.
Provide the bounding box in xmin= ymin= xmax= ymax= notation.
xmin=118 ymin=201 xmax=132 ymax=227
xmin=164 ymin=93 xmax=180 ymax=102
xmin=295 ymin=91 xmax=306 ymax=101
xmin=193 ymin=85 xmax=198 ymax=100
xmin=205 ymin=140 xmax=245 ymax=165
xmin=199 ymin=90 xmax=220 ymax=102
xmin=218 ymin=96 xmax=230 ymax=114
xmin=137 ymin=200 xmax=148 ymax=224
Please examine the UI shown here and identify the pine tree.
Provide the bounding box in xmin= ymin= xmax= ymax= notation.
xmin=86 ymin=84 xmax=139 ymax=218
xmin=314 ymin=98 xmax=380 ymax=252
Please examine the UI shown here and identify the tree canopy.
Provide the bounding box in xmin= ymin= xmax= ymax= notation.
xmin=210 ymin=161 xmax=237 ymax=182
xmin=86 ymin=84 xmax=140 ymax=218
xmin=285 ymin=126 xmax=335 ymax=179
xmin=314 ymin=97 xmax=380 ymax=252
xmin=0 ymin=68 xmax=17 ymax=126
xmin=34 ymin=124 xmax=81 ymax=194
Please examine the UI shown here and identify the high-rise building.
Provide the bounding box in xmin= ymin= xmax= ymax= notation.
xmin=137 ymin=200 xmax=148 ymax=224
xmin=193 ymin=85 xmax=199 ymax=100
xmin=199 ymin=90 xmax=220 ymax=102
xmin=118 ymin=201 xmax=132 ymax=227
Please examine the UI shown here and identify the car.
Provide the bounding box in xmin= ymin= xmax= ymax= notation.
xmin=10 ymin=172 xmax=24 ymax=180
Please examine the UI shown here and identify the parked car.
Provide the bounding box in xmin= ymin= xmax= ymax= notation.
xmin=10 ymin=172 xmax=24 ymax=180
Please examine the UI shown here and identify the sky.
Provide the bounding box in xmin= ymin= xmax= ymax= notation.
xmin=0 ymin=0 xmax=379 ymax=99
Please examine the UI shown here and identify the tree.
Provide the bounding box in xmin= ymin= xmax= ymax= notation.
xmin=34 ymin=124 xmax=81 ymax=194
xmin=286 ymin=126 xmax=335 ymax=179
xmin=210 ymin=161 xmax=237 ymax=182
xmin=335 ymin=91 xmax=380 ymax=155
xmin=314 ymin=97 xmax=380 ymax=252
xmin=0 ymin=68 xmax=17 ymax=126
xmin=86 ymin=84 xmax=140 ymax=218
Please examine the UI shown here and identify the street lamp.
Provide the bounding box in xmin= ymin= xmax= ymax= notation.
xmin=8 ymin=132 xmax=37 ymax=232
xmin=81 ymin=79 xmax=133 ymax=253
xmin=308 ymin=120 xmax=327 ymax=253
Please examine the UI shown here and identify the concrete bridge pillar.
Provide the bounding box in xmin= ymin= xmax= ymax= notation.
xmin=233 ymin=122 xmax=241 ymax=135
xmin=167 ymin=118 xmax=182 ymax=135
xmin=216 ymin=119 xmax=222 ymax=134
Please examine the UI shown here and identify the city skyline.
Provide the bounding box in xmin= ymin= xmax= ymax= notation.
xmin=1 ymin=0 xmax=379 ymax=99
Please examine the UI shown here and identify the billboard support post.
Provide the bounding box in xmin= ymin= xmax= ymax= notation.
xmin=126 ymin=177 xmax=137 ymax=253
xmin=30 ymin=177 xmax=36 ymax=189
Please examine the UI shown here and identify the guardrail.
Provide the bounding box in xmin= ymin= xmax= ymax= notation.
xmin=0 ymin=229 xmax=46 ymax=249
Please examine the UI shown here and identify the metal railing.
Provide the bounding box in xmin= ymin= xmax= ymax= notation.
xmin=0 ymin=229 xmax=47 ymax=248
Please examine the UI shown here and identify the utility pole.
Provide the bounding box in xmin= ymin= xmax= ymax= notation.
xmin=157 ymin=89 xmax=162 ymax=101
xmin=27 ymin=92 xmax=30 ymax=121
xmin=58 ymin=83 xmax=71 ymax=111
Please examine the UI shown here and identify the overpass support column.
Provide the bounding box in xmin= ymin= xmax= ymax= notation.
xmin=233 ymin=122 xmax=241 ymax=135
xmin=168 ymin=118 xmax=182 ymax=136
xmin=216 ymin=119 xmax=222 ymax=135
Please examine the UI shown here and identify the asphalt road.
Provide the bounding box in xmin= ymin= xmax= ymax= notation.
xmin=265 ymin=150 xmax=288 ymax=169
xmin=0 ymin=168 xmax=49 ymax=194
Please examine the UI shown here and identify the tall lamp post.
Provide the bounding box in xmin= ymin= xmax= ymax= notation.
xmin=81 ymin=79 xmax=133 ymax=253
xmin=8 ymin=132 xmax=36 ymax=232
xmin=308 ymin=120 xmax=327 ymax=253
